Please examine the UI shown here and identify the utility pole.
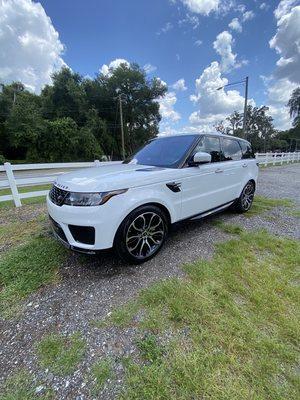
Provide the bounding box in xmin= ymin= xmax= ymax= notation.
xmin=217 ymin=76 xmax=249 ymax=139
xmin=242 ymin=76 xmax=249 ymax=139
xmin=118 ymin=94 xmax=125 ymax=160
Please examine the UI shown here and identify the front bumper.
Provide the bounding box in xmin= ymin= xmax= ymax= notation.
xmin=47 ymin=194 xmax=123 ymax=251
xmin=49 ymin=216 xmax=97 ymax=254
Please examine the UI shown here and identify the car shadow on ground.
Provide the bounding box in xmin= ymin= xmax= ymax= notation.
xmin=63 ymin=209 xmax=236 ymax=281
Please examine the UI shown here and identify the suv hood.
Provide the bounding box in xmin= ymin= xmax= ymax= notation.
xmin=54 ymin=163 xmax=179 ymax=192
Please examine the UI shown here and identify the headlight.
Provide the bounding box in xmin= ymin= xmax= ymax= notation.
xmin=63 ymin=189 xmax=128 ymax=206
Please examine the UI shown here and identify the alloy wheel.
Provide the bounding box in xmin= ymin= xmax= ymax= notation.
xmin=125 ymin=212 xmax=165 ymax=259
xmin=241 ymin=182 xmax=255 ymax=210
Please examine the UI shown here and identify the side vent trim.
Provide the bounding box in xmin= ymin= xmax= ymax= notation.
xmin=166 ymin=182 xmax=182 ymax=193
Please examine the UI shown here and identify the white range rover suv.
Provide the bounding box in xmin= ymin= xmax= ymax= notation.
xmin=47 ymin=133 xmax=258 ymax=263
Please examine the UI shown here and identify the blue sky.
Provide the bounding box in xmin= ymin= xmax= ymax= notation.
xmin=1 ymin=1 xmax=300 ymax=131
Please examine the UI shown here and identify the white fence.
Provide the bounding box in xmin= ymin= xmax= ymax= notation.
xmin=255 ymin=151 xmax=300 ymax=166
xmin=0 ymin=152 xmax=299 ymax=207
xmin=0 ymin=160 xmax=120 ymax=207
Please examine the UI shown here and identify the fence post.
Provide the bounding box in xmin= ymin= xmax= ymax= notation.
xmin=273 ymin=153 xmax=276 ymax=166
xmin=264 ymin=153 xmax=268 ymax=167
xmin=94 ymin=159 xmax=100 ymax=166
xmin=4 ymin=162 xmax=22 ymax=207
xmin=281 ymin=152 xmax=284 ymax=165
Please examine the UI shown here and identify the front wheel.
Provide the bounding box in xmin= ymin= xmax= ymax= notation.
xmin=234 ymin=181 xmax=255 ymax=213
xmin=114 ymin=205 xmax=168 ymax=264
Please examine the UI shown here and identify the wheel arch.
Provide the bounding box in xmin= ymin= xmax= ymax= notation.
xmin=113 ymin=201 xmax=172 ymax=247
xmin=142 ymin=202 xmax=172 ymax=227
xmin=248 ymin=178 xmax=256 ymax=190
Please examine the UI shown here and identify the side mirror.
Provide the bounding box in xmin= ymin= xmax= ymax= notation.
xmin=192 ymin=151 xmax=211 ymax=165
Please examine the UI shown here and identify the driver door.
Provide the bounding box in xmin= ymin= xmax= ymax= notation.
xmin=180 ymin=135 xmax=228 ymax=219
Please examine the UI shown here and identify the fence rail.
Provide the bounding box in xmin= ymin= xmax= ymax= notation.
xmin=0 ymin=160 xmax=121 ymax=207
xmin=1 ymin=152 xmax=299 ymax=207
xmin=255 ymin=151 xmax=300 ymax=166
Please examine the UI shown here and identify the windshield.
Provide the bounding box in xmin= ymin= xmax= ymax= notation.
xmin=124 ymin=135 xmax=197 ymax=168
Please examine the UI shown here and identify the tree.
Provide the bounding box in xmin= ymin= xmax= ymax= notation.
xmin=84 ymin=109 xmax=113 ymax=157
xmin=5 ymin=91 xmax=45 ymax=160
xmin=287 ymin=87 xmax=300 ymax=126
xmin=34 ymin=117 xmax=78 ymax=162
xmin=277 ymin=124 xmax=300 ymax=151
xmin=40 ymin=67 xmax=88 ymax=126
xmin=215 ymin=111 xmax=244 ymax=136
xmin=77 ymin=126 xmax=103 ymax=161
xmin=0 ymin=62 xmax=167 ymax=162
xmin=222 ymin=106 xmax=277 ymax=152
xmin=84 ymin=63 xmax=167 ymax=158
xmin=0 ymin=82 xmax=27 ymax=157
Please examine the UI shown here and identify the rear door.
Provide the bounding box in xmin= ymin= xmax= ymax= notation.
xmin=219 ymin=137 xmax=244 ymax=200
xmin=180 ymin=135 xmax=228 ymax=219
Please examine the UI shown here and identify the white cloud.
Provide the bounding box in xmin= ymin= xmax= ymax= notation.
xmin=269 ymin=5 xmax=300 ymax=84
xmin=228 ymin=17 xmax=242 ymax=32
xmin=180 ymin=0 xmax=220 ymax=15
xmin=171 ymin=78 xmax=187 ymax=91
xmin=178 ymin=13 xmax=200 ymax=29
xmin=157 ymin=22 xmax=173 ymax=35
xmin=237 ymin=4 xmax=246 ymax=13
xmin=264 ymin=77 xmax=297 ymax=130
xmin=189 ymin=61 xmax=252 ymax=128
xmin=274 ymin=0 xmax=299 ymax=19
xmin=143 ymin=63 xmax=157 ymax=74
xmin=213 ymin=31 xmax=248 ymax=71
xmin=264 ymin=2 xmax=300 ymax=130
xmin=158 ymin=91 xmax=181 ymax=122
xmin=0 ymin=0 xmax=66 ymax=92
xmin=259 ymin=2 xmax=270 ymax=11
xmin=213 ymin=31 xmax=237 ymax=72
xmin=99 ymin=58 xmax=130 ymax=76
xmin=194 ymin=39 xmax=203 ymax=46
xmin=242 ymin=10 xmax=255 ymax=21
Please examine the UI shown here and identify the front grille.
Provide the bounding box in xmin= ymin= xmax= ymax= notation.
xmin=49 ymin=185 xmax=69 ymax=206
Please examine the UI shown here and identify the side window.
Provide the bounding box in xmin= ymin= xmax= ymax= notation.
xmin=222 ymin=138 xmax=242 ymax=161
xmin=239 ymin=140 xmax=254 ymax=159
xmin=194 ymin=136 xmax=221 ymax=162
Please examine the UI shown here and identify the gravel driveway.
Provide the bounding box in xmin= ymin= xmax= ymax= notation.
xmin=0 ymin=163 xmax=299 ymax=399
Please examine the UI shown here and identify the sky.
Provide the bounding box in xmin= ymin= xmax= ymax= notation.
xmin=0 ymin=0 xmax=300 ymax=133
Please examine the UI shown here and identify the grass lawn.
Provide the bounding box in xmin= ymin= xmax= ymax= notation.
xmin=37 ymin=333 xmax=86 ymax=376
xmin=100 ymin=228 xmax=300 ymax=400
xmin=90 ymin=359 xmax=114 ymax=395
xmin=0 ymin=235 xmax=67 ymax=318
xmin=0 ymin=370 xmax=54 ymax=400
xmin=0 ymin=192 xmax=299 ymax=398
xmin=0 ymin=201 xmax=67 ymax=318
xmin=245 ymin=195 xmax=293 ymax=217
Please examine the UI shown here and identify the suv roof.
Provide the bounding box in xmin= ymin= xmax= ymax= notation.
xmin=157 ymin=132 xmax=250 ymax=143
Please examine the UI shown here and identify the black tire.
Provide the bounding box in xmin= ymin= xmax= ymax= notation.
xmin=114 ymin=205 xmax=169 ymax=264
xmin=234 ymin=180 xmax=255 ymax=213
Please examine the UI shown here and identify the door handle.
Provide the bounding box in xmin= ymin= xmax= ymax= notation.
xmin=242 ymin=163 xmax=248 ymax=168
xmin=215 ymin=168 xmax=224 ymax=173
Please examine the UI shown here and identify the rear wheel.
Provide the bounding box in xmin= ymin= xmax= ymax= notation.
xmin=234 ymin=181 xmax=255 ymax=213
xmin=114 ymin=205 xmax=168 ymax=264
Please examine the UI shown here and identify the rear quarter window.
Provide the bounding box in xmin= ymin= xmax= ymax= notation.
xmin=239 ymin=140 xmax=255 ymax=159
xmin=222 ymin=138 xmax=242 ymax=161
